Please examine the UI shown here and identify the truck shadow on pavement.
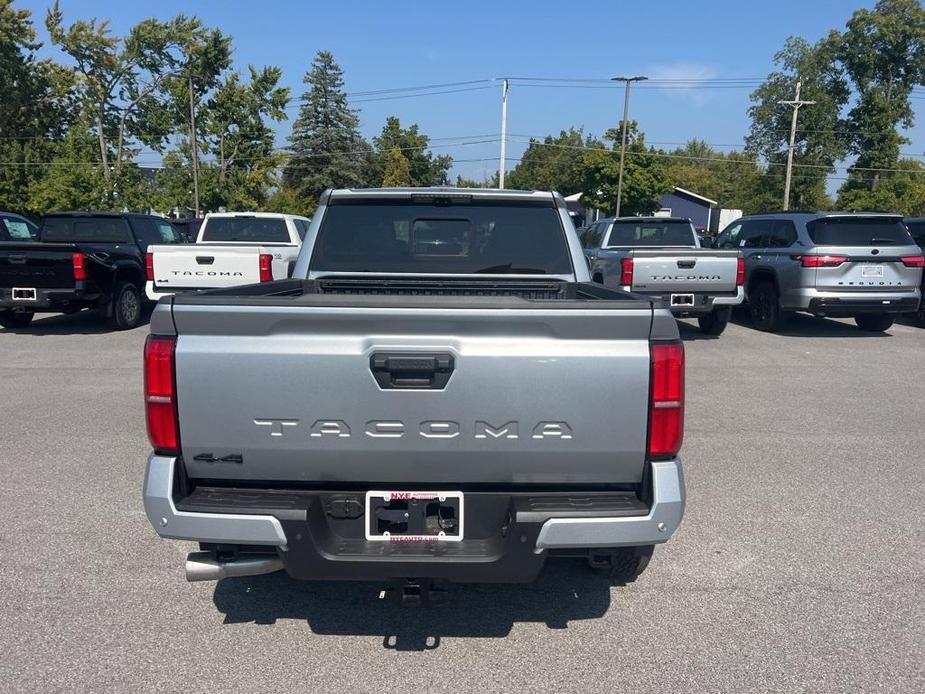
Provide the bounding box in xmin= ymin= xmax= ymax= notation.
xmin=211 ymin=559 xmax=613 ymax=650
xmin=729 ymin=308 xmax=891 ymax=338
xmin=0 ymin=309 xmax=152 ymax=335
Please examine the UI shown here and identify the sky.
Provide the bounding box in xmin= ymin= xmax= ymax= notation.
xmin=17 ymin=0 xmax=925 ymax=187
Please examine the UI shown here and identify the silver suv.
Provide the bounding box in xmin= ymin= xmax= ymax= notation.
xmin=715 ymin=212 xmax=923 ymax=332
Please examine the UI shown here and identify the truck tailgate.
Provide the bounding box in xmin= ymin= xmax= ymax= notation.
xmin=630 ymin=248 xmax=739 ymax=293
xmin=150 ymin=245 xmax=262 ymax=290
xmin=171 ymin=296 xmax=654 ymax=485
xmin=0 ymin=243 xmax=76 ymax=289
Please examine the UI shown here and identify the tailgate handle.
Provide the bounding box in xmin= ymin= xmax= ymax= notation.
xmin=8 ymin=255 xmax=27 ymax=264
xmin=370 ymin=352 xmax=455 ymax=390
xmin=677 ymin=259 xmax=696 ymax=269
xmin=196 ymin=256 xmax=215 ymax=265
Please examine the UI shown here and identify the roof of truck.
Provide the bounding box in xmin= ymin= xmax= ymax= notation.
xmin=204 ymin=212 xmax=309 ymax=220
xmin=325 ymin=187 xmax=565 ymax=207
xmin=596 ymin=216 xmax=693 ymax=224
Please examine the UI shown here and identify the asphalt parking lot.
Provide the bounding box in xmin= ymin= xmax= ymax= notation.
xmin=1 ymin=309 xmax=922 ymax=693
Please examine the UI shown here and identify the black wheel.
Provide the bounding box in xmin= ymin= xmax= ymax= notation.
xmin=854 ymin=313 xmax=894 ymax=332
xmin=749 ymin=281 xmax=785 ymax=332
xmin=588 ymin=545 xmax=654 ymax=584
xmin=698 ymin=307 xmax=731 ymax=335
xmin=108 ymin=282 xmax=143 ymax=330
xmin=0 ymin=310 xmax=34 ymax=329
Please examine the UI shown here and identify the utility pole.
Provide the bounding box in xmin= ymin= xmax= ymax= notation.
xmin=611 ymin=76 xmax=647 ymax=217
xmin=189 ymin=75 xmax=201 ymax=219
xmin=498 ymin=79 xmax=509 ymax=188
xmin=779 ymin=80 xmax=815 ymax=211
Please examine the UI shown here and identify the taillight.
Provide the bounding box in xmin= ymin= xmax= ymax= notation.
xmin=72 ymin=252 xmax=87 ymax=281
xmin=793 ymin=255 xmax=847 ymax=268
xmin=259 ymin=253 xmax=273 ymax=282
xmin=145 ymin=252 xmax=154 ymax=281
xmin=620 ymin=257 xmax=634 ymax=286
xmin=901 ymin=255 xmax=925 ymax=268
xmin=736 ymin=256 xmax=745 ymax=286
xmin=649 ymin=341 xmax=684 ymax=460
xmin=144 ymin=336 xmax=179 ymax=454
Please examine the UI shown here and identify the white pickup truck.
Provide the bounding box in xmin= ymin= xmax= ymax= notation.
xmin=145 ymin=212 xmax=311 ymax=300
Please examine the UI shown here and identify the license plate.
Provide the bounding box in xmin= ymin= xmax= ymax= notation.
xmin=670 ymin=293 xmax=695 ymax=306
xmin=861 ymin=265 xmax=884 ymax=278
xmin=11 ymin=287 xmax=36 ymax=301
xmin=365 ymin=490 xmax=464 ymax=542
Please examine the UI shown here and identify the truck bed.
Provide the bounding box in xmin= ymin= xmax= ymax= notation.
xmin=162 ymin=278 xmax=664 ymax=487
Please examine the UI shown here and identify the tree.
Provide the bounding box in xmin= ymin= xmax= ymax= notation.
xmin=156 ymin=65 xmax=289 ymax=213
xmin=380 ymin=149 xmax=412 ymax=186
xmin=366 ymin=116 xmax=452 ymax=187
xmin=746 ymin=34 xmax=850 ymax=210
xmin=840 ymin=0 xmax=925 ymax=185
xmin=0 ymin=1 xmax=75 ymax=212
xmin=581 ymin=123 xmax=672 ymax=215
xmin=26 ymin=127 xmax=106 ymax=211
xmin=507 ymin=128 xmax=595 ymax=195
xmin=661 ymin=140 xmax=765 ymax=212
xmin=283 ymin=51 xmax=368 ymax=199
xmin=455 ymin=172 xmax=499 ymax=188
xmin=838 ymin=159 xmax=925 ymax=215
xmin=45 ymin=3 xmax=218 ymax=203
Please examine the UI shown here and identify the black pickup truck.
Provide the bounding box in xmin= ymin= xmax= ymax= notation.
xmin=0 ymin=212 xmax=184 ymax=329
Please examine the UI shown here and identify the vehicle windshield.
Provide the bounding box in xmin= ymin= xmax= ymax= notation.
xmin=605 ymin=220 xmax=696 ymax=247
xmin=807 ymin=218 xmax=913 ymax=246
xmin=311 ymin=201 xmax=572 ymax=275
xmin=41 ymin=216 xmax=130 ymax=243
xmin=0 ymin=215 xmax=39 ymax=241
xmin=200 ymin=217 xmax=289 ymax=243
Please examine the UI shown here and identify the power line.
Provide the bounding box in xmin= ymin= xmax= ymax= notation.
xmin=346 ymin=79 xmax=492 ymax=97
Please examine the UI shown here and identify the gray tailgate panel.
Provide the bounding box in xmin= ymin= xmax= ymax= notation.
xmin=174 ymin=305 xmax=653 ymax=485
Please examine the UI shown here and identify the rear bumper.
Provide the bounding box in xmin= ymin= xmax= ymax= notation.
xmin=0 ymin=286 xmax=100 ymax=312
xmin=784 ymin=287 xmax=921 ymax=315
xmin=624 ymin=285 xmax=743 ymax=314
xmin=143 ymin=454 xmax=685 ymax=582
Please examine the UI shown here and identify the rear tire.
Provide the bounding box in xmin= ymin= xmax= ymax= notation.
xmin=854 ymin=313 xmax=894 ymax=332
xmin=749 ymin=281 xmax=785 ymax=332
xmin=698 ymin=307 xmax=731 ymax=335
xmin=0 ymin=310 xmax=34 ymax=329
xmin=588 ymin=545 xmax=654 ymax=584
xmin=108 ymin=282 xmax=142 ymax=330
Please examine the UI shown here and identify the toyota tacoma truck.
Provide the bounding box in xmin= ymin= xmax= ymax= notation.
xmin=145 ymin=212 xmax=311 ymax=300
xmin=0 ymin=211 xmax=183 ymax=330
xmin=142 ymin=188 xmax=686 ymax=600
xmin=583 ymin=217 xmax=744 ymax=335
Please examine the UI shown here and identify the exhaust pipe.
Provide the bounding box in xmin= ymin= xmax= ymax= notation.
xmin=185 ymin=551 xmax=284 ymax=582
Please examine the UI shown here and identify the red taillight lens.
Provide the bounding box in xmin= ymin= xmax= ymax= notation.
xmin=901 ymin=255 xmax=925 ymax=268
xmin=144 ymin=336 xmax=179 ymax=454
xmin=793 ymin=255 xmax=847 ymax=268
xmin=145 ymin=252 xmax=154 ymax=281
xmin=72 ymin=252 xmax=87 ymax=281
xmin=736 ymin=256 xmax=745 ymax=286
xmin=259 ymin=253 xmax=273 ymax=282
xmin=620 ymin=257 xmax=634 ymax=286
xmin=649 ymin=341 xmax=684 ymax=459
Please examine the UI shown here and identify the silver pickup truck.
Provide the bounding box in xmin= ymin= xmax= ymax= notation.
xmin=583 ymin=217 xmax=744 ymax=335
xmin=142 ymin=188 xmax=686 ymax=600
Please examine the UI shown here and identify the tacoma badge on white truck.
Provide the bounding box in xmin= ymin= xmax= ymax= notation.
xmin=145 ymin=212 xmax=310 ymax=299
